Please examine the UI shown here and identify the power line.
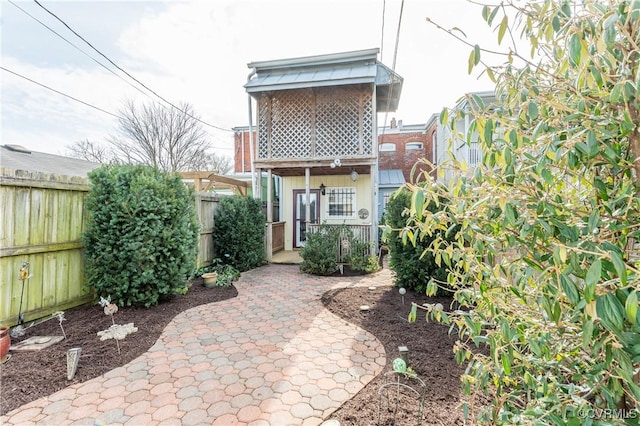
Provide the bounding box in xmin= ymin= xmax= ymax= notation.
xmin=380 ymin=0 xmax=405 ymax=137
xmin=8 ymin=0 xmax=154 ymax=102
xmin=0 ymin=66 xmax=123 ymax=119
xmin=390 ymin=0 xmax=405 ymax=73
xmin=380 ymin=0 xmax=386 ymax=60
xmin=32 ymin=0 xmax=232 ymax=132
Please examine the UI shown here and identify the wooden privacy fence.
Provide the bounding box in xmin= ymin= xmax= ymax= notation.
xmin=194 ymin=192 xmax=218 ymax=266
xmin=0 ymin=169 xmax=92 ymax=327
xmin=0 ymin=169 xmax=221 ymax=327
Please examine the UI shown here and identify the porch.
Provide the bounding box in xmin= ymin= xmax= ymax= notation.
xmin=271 ymin=250 xmax=303 ymax=264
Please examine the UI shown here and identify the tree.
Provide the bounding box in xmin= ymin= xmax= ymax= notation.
xmin=108 ymin=100 xmax=213 ymax=172
xmin=402 ymin=1 xmax=640 ymax=423
xmin=203 ymin=151 xmax=233 ymax=175
xmin=66 ymin=139 xmax=116 ymax=164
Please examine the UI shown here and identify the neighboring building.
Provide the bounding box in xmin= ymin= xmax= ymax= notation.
xmin=0 ymin=144 xmax=101 ymax=177
xmin=244 ymin=48 xmax=402 ymax=255
xmin=377 ymin=117 xmax=435 ymax=183
xmin=435 ymin=90 xmax=497 ymax=183
xmin=232 ymin=126 xmax=256 ymax=176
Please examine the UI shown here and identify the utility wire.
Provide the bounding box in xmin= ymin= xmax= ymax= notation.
xmin=390 ymin=0 xmax=405 ymax=74
xmin=379 ymin=0 xmax=405 ymax=137
xmin=8 ymin=0 xmax=154 ymax=102
xmin=0 ymin=66 xmax=123 ymax=119
xmin=32 ymin=0 xmax=232 ymax=132
xmin=380 ymin=0 xmax=386 ymax=60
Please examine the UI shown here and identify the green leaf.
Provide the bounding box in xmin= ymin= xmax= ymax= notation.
xmin=498 ymin=15 xmax=508 ymax=44
xmin=625 ymin=290 xmax=638 ymax=324
xmin=467 ymin=48 xmax=476 ymax=74
xmin=585 ymin=259 xmax=601 ymax=303
xmin=411 ymin=189 xmax=425 ymax=221
xmin=596 ymin=293 xmax=625 ymax=331
xmin=474 ymin=44 xmax=481 ymax=65
xmin=408 ymin=303 xmax=417 ymax=323
xmin=487 ymin=6 xmax=500 ymax=26
xmin=610 ymin=83 xmax=623 ymax=103
xmin=560 ymin=274 xmax=579 ymax=305
xmin=582 ymin=320 xmax=594 ymax=351
xmin=528 ymin=102 xmax=539 ymax=121
xmin=569 ymin=33 xmax=581 ymax=66
xmin=610 ymin=251 xmax=627 ymax=285
xmin=501 ymin=354 xmax=511 ymax=375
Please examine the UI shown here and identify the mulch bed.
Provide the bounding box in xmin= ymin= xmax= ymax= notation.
xmin=0 ymin=280 xmax=237 ymax=415
xmin=1 ymin=271 xmax=470 ymax=425
xmin=322 ymin=286 xmax=468 ymax=425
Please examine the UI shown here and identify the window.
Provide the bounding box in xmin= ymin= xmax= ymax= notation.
xmin=469 ymin=140 xmax=481 ymax=166
xmin=406 ymin=142 xmax=423 ymax=150
xmin=327 ymin=187 xmax=356 ymax=218
xmin=383 ymin=192 xmax=391 ymax=209
xmin=379 ymin=143 xmax=396 ymax=152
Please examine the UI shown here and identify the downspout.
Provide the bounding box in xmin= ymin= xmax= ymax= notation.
xmin=241 ymin=129 xmax=245 ymax=174
xmin=247 ymin=69 xmax=258 ymax=198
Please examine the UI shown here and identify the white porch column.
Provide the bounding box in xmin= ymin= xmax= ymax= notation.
xmin=371 ymin=164 xmax=378 ymax=256
xmin=267 ymin=169 xmax=273 ymax=223
xmin=305 ymin=168 xmax=311 ymax=231
xmin=265 ymin=168 xmax=273 ymax=262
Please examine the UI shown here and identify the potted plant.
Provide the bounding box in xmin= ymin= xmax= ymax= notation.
xmin=0 ymin=326 xmax=10 ymax=364
xmin=202 ymin=271 xmax=218 ymax=288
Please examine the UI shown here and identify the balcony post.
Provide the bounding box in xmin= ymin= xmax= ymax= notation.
xmin=305 ymin=168 xmax=311 ymax=232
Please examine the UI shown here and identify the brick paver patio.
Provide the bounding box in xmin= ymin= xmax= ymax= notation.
xmin=1 ymin=264 xmax=392 ymax=425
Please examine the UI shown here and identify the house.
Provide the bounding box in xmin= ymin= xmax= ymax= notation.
xmin=244 ymin=48 xmax=403 ymax=258
xmin=435 ymin=90 xmax=497 ymax=183
xmin=376 ymin=115 xmax=438 ymax=221
xmin=0 ymin=144 xmax=101 ymax=177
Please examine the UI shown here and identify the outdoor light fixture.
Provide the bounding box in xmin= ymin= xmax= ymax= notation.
xmin=319 ymin=183 xmax=326 ymax=195
xmin=398 ymin=345 xmax=409 ymax=363
xmin=350 ymin=170 xmax=359 ymax=181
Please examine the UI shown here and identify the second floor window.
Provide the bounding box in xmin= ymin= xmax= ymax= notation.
xmin=327 ymin=187 xmax=356 ymax=219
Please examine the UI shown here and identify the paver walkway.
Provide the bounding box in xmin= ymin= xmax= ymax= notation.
xmin=1 ymin=264 xmax=392 ymax=425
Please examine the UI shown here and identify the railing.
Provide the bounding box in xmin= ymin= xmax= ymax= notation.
xmin=271 ymin=222 xmax=285 ymax=253
xmin=307 ymin=223 xmax=373 ymax=263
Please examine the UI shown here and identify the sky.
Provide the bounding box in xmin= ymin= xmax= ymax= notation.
xmin=1 ymin=0 xmax=498 ymax=158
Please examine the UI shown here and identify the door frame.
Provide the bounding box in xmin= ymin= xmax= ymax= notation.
xmin=293 ymin=189 xmax=320 ymax=248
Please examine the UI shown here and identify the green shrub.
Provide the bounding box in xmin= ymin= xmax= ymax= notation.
xmin=83 ymin=165 xmax=199 ymax=307
xmin=212 ymin=196 xmax=265 ymax=272
xmin=383 ymin=187 xmax=454 ymax=295
xmin=300 ymin=223 xmax=341 ymax=275
xmin=346 ymin=239 xmax=380 ymax=274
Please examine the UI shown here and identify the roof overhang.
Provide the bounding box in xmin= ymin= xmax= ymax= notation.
xmin=245 ymin=48 xmax=403 ymax=112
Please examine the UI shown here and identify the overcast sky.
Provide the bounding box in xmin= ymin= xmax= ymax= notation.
xmin=1 ymin=0 xmax=497 ymax=158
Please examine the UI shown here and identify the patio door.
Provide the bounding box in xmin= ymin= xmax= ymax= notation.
xmin=293 ymin=189 xmax=320 ymax=248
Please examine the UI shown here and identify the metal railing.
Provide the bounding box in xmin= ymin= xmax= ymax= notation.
xmin=307 ymin=223 xmax=373 ymax=263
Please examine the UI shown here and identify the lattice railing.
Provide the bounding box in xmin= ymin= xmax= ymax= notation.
xmin=257 ymin=86 xmax=374 ymax=160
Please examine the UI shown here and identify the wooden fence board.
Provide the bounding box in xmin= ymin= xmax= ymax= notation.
xmin=1 ymin=170 xmax=220 ymax=326
xmin=0 ymin=170 xmax=93 ymax=326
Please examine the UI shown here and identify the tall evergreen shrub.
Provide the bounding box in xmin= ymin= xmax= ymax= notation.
xmin=212 ymin=195 xmax=265 ymax=272
xmin=384 ymin=187 xmax=453 ymax=295
xmin=83 ymin=165 xmax=199 ymax=307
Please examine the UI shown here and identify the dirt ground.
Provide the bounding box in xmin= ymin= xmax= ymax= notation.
xmin=1 ymin=272 xmax=469 ymax=425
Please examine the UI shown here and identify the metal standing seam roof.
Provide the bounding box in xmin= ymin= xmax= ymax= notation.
xmin=379 ymin=169 xmax=406 ymax=187
xmin=245 ymin=48 xmax=403 ymax=111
